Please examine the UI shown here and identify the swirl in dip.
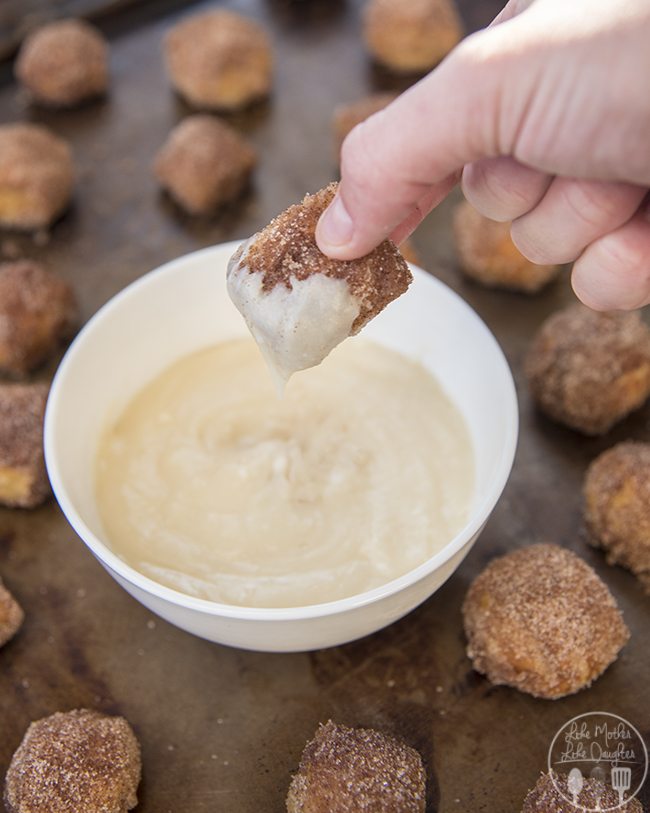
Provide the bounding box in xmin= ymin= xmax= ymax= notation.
xmin=95 ymin=338 xmax=474 ymax=608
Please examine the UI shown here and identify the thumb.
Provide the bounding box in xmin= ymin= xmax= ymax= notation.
xmin=316 ymin=21 xmax=532 ymax=259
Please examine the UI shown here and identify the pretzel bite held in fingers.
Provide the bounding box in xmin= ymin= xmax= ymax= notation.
xmin=154 ymin=115 xmax=256 ymax=215
xmin=4 ymin=709 xmax=141 ymax=813
xmin=0 ymin=124 xmax=74 ymax=231
xmin=525 ymin=305 xmax=650 ymax=434
xmin=164 ymin=10 xmax=272 ymax=111
xmin=227 ymin=183 xmax=412 ymax=383
xmin=453 ymin=200 xmax=561 ymax=292
xmin=287 ymin=720 xmax=426 ymax=813
xmin=15 ymin=19 xmax=108 ymax=108
xmin=462 ymin=544 xmax=629 ymax=699
xmin=584 ymin=441 xmax=650 ymax=591
xmin=0 ymin=261 xmax=77 ymax=378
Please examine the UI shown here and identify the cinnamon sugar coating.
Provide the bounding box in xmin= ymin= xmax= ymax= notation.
xmin=286 ymin=720 xmax=425 ymax=813
xmin=462 ymin=544 xmax=629 ymax=699
xmin=165 ymin=10 xmax=272 ymax=110
xmin=332 ymin=93 xmax=396 ymax=155
xmin=0 ymin=576 xmax=23 ymax=648
xmin=584 ymin=441 xmax=650 ymax=592
xmin=363 ymin=0 xmax=463 ymax=73
xmin=525 ymin=305 xmax=650 ymax=435
xmin=522 ymin=771 xmax=643 ymax=812
xmin=0 ymin=124 xmax=74 ymax=230
xmin=0 ymin=261 xmax=78 ymax=377
xmin=453 ymin=201 xmax=560 ymax=292
xmin=15 ymin=19 xmax=108 ymax=108
xmin=0 ymin=383 xmax=50 ymax=509
xmin=154 ymin=115 xmax=256 ymax=215
xmin=243 ymin=183 xmax=412 ymax=333
xmin=4 ymin=709 xmax=141 ymax=813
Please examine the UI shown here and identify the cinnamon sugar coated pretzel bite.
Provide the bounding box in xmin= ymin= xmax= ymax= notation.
xmin=0 ymin=577 xmax=23 ymax=648
xmin=0 ymin=383 xmax=50 ymax=509
xmin=227 ymin=183 xmax=412 ymax=381
xmin=154 ymin=115 xmax=256 ymax=215
xmin=453 ymin=200 xmax=561 ymax=292
xmin=363 ymin=0 xmax=463 ymax=73
xmin=332 ymin=93 xmax=397 ymax=154
xmin=522 ymin=771 xmax=643 ymax=812
xmin=462 ymin=544 xmax=629 ymax=699
xmin=584 ymin=442 xmax=650 ymax=591
xmin=164 ymin=9 xmax=272 ymax=110
xmin=15 ymin=19 xmax=108 ymax=108
xmin=4 ymin=709 xmax=141 ymax=813
xmin=286 ymin=720 xmax=426 ymax=813
xmin=0 ymin=261 xmax=77 ymax=377
xmin=0 ymin=124 xmax=74 ymax=230
xmin=525 ymin=305 xmax=650 ymax=434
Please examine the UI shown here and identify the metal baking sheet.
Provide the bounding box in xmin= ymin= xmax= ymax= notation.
xmin=0 ymin=1 xmax=648 ymax=810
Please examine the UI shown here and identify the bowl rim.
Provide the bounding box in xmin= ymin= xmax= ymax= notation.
xmin=44 ymin=241 xmax=519 ymax=622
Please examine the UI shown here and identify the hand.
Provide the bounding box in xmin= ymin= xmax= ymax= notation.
xmin=316 ymin=0 xmax=650 ymax=310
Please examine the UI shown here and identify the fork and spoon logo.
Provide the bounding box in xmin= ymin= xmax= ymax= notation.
xmin=548 ymin=712 xmax=648 ymax=811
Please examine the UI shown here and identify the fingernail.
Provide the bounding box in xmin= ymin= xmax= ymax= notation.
xmin=317 ymin=194 xmax=354 ymax=249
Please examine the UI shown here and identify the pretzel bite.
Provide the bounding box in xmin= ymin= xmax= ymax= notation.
xmin=287 ymin=720 xmax=426 ymax=813
xmin=522 ymin=771 xmax=643 ymax=812
xmin=584 ymin=441 xmax=650 ymax=591
xmin=363 ymin=0 xmax=463 ymax=73
xmin=15 ymin=19 xmax=108 ymax=108
xmin=332 ymin=93 xmax=397 ymax=155
xmin=462 ymin=544 xmax=629 ymax=699
xmin=0 ymin=577 xmax=23 ymax=648
xmin=154 ymin=115 xmax=256 ymax=215
xmin=525 ymin=305 xmax=650 ymax=434
xmin=227 ymin=183 xmax=412 ymax=382
xmin=4 ymin=709 xmax=141 ymax=813
xmin=0 ymin=261 xmax=77 ymax=377
xmin=453 ymin=200 xmax=561 ymax=292
xmin=0 ymin=124 xmax=74 ymax=231
xmin=0 ymin=383 xmax=50 ymax=509
xmin=164 ymin=10 xmax=272 ymax=110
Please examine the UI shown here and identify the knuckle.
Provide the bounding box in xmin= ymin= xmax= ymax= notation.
xmin=463 ymin=159 xmax=530 ymax=220
xmin=561 ymin=181 xmax=627 ymax=230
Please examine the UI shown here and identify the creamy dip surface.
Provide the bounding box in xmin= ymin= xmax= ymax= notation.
xmin=95 ymin=338 xmax=474 ymax=608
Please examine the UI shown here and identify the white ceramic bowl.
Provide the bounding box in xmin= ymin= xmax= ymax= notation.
xmin=44 ymin=241 xmax=518 ymax=652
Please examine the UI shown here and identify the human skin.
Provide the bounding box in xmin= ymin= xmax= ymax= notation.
xmin=316 ymin=0 xmax=650 ymax=310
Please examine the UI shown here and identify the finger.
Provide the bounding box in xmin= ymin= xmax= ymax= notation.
xmin=390 ymin=173 xmax=459 ymax=245
xmin=462 ymin=157 xmax=552 ymax=221
xmin=315 ymin=20 xmax=529 ymax=260
xmin=571 ymin=210 xmax=650 ymax=310
xmin=511 ymin=177 xmax=646 ymax=265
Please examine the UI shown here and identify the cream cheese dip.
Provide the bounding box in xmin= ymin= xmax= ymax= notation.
xmin=95 ymin=338 xmax=474 ymax=608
